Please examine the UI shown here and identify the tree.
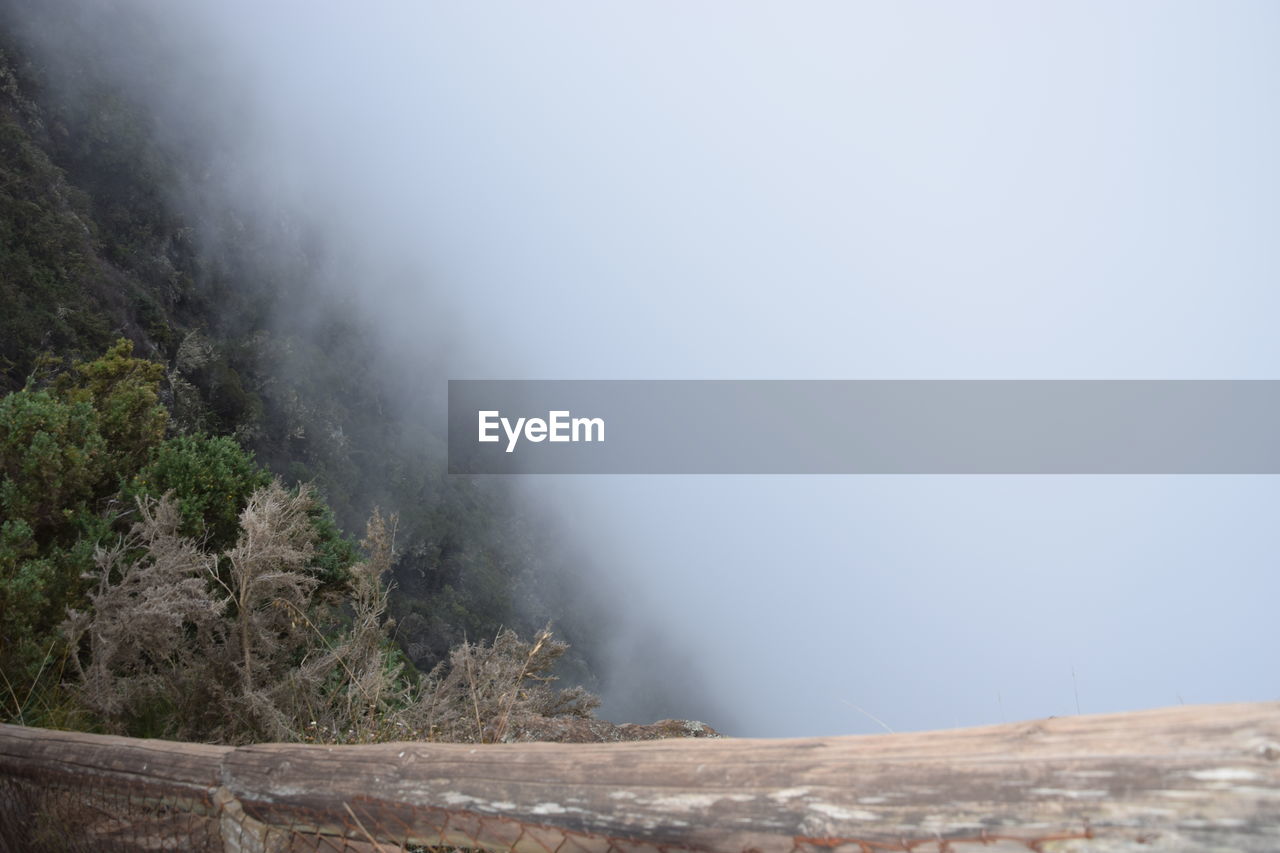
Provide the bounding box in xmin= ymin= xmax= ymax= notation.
xmin=0 ymin=340 xmax=165 ymax=710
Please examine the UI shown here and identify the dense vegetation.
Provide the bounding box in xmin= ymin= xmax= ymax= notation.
xmin=0 ymin=337 xmax=599 ymax=743
xmin=0 ymin=8 xmax=602 ymax=743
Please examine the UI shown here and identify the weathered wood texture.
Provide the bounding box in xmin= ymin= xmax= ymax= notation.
xmin=2 ymin=701 xmax=1278 ymax=852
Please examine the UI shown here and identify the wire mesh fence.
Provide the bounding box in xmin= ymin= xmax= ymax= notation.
xmin=2 ymin=702 xmax=1279 ymax=853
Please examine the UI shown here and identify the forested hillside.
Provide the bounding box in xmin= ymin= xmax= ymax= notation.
xmin=0 ymin=6 xmax=607 ymax=743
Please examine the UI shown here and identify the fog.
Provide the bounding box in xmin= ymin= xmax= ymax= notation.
xmin=19 ymin=1 xmax=1280 ymax=735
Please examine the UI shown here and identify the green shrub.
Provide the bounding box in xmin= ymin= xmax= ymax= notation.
xmin=128 ymin=434 xmax=269 ymax=552
xmin=128 ymin=434 xmax=354 ymax=590
xmin=0 ymin=389 xmax=104 ymax=534
xmin=0 ymin=341 xmax=170 ymax=714
xmin=57 ymin=338 xmax=167 ymax=478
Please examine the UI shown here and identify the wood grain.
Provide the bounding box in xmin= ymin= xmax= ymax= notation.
xmin=3 ymin=701 xmax=1278 ymax=851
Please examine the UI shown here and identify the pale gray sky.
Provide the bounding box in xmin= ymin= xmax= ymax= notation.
xmin=41 ymin=1 xmax=1280 ymax=734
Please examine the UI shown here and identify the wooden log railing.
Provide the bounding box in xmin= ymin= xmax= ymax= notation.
xmin=1 ymin=701 xmax=1278 ymax=852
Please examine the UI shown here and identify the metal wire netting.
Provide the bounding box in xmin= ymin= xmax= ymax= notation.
xmin=0 ymin=772 xmax=222 ymax=851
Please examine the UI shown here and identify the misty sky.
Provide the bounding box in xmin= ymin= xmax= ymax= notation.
xmin=43 ymin=1 xmax=1280 ymax=735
